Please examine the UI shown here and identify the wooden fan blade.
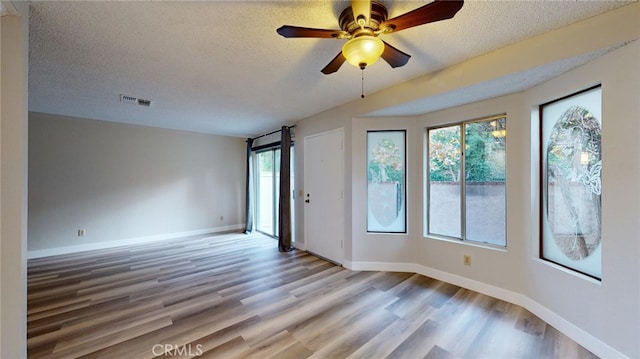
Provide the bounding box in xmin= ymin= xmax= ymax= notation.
xmin=381 ymin=41 xmax=411 ymax=68
xmin=351 ymin=0 xmax=371 ymax=26
xmin=277 ymin=25 xmax=346 ymax=39
xmin=380 ymin=0 xmax=463 ymax=33
xmin=321 ymin=52 xmax=347 ymax=74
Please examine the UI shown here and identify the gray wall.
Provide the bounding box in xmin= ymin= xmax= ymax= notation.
xmin=28 ymin=113 xmax=246 ymax=253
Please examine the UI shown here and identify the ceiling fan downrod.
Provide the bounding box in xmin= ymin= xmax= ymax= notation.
xmin=361 ymin=67 xmax=366 ymax=98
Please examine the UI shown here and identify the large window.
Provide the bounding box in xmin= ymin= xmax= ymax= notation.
xmin=427 ymin=115 xmax=506 ymax=246
xmin=540 ymin=86 xmax=601 ymax=279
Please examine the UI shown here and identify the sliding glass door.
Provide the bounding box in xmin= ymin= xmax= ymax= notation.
xmin=256 ymin=148 xmax=280 ymax=236
xmin=255 ymin=146 xmax=294 ymax=239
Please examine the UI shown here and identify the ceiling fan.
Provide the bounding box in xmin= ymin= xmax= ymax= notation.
xmin=277 ymin=0 xmax=464 ymax=75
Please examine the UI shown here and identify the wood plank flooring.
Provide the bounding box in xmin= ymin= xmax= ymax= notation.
xmin=27 ymin=232 xmax=597 ymax=358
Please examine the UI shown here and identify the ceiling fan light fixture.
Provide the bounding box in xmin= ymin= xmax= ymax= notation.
xmin=342 ymin=35 xmax=384 ymax=69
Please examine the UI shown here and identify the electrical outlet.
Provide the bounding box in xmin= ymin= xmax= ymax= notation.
xmin=77 ymin=229 xmax=85 ymax=237
xmin=463 ymin=254 xmax=471 ymax=266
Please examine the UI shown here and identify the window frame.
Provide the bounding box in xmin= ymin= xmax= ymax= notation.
xmin=425 ymin=114 xmax=507 ymax=247
xmin=538 ymin=85 xmax=602 ymax=280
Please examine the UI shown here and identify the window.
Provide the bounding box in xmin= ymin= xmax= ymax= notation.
xmin=427 ymin=115 xmax=506 ymax=246
xmin=540 ymin=85 xmax=601 ymax=279
xmin=367 ymin=130 xmax=406 ymax=233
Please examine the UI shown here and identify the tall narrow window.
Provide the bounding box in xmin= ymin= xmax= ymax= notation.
xmin=367 ymin=130 xmax=406 ymax=233
xmin=427 ymin=126 xmax=461 ymax=238
xmin=427 ymin=115 xmax=506 ymax=246
xmin=540 ymin=85 xmax=601 ymax=279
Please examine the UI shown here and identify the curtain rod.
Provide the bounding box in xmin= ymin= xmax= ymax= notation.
xmin=248 ymin=125 xmax=296 ymax=141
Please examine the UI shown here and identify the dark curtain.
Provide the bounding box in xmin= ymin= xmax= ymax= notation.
xmin=278 ymin=126 xmax=294 ymax=251
xmin=244 ymin=138 xmax=254 ymax=234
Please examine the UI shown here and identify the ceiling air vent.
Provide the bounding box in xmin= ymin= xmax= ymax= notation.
xmin=120 ymin=94 xmax=152 ymax=107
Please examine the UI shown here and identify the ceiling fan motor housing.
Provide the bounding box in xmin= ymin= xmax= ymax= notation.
xmin=339 ymin=1 xmax=388 ymax=34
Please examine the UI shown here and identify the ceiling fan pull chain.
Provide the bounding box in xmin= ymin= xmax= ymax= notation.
xmin=361 ymin=68 xmax=365 ymax=99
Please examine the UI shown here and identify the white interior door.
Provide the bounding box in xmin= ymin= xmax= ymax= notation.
xmin=304 ymin=128 xmax=344 ymax=264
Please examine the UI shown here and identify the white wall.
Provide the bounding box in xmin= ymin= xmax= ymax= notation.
xmin=294 ymin=3 xmax=639 ymax=257
xmin=28 ymin=113 xmax=246 ymax=255
xmin=350 ymin=42 xmax=639 ymax=358
xmin=295 ymin=4 xmax=639 ymax=358
xmin=523 ymin=40 xmax=639 ymax=358
xmin=0 ymin=1 xmax=28 ymax=357
xmin=350 ymin=116 xmax=419 ymax=266
xmin=414 ymin=93 xmax=527 ymax=295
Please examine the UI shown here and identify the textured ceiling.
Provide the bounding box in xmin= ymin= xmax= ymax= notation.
xmin=28 ymin=0 xmax=634 ymax=137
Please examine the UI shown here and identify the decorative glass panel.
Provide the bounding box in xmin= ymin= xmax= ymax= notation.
xmin=541 ymin=85 xmax=602 ymax=279
xmin=367 ymin=130 xmax=406 ymax=233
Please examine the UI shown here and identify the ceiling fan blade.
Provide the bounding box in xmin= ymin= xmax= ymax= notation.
xmin=321 ymin=52 xmax=347 ymax=75
xmin=351 ymin=0 xmax=371 ymax=26
xmin=380 ymin=0 xmax=463 ymax=33
xmin=381 ymin=41 xmax=411 ymax=68
xmin=277 ymin=25 xmax=346 ymax=39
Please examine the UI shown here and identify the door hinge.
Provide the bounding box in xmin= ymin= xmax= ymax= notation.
xmin=341 ymin=240 xmax=343 ymax=248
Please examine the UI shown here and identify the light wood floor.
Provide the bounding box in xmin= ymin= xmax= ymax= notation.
xmin=27 ymin=232 xmax=597 ymax=359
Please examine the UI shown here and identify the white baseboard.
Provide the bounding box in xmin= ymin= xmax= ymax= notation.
xmin=413 ymin=263 xmax=527 ymax=307
xmin=348 ymin=260 xmax=627 ymax=359
xmin=520 ymin=297 xmax=627 ymax=359
xmin=343 ymin=260 xmax=416 ymax=273
xmin=293 ymin=241 xmax=306 ymax=251
xmin=27 ymin=224 xmax=244 ymax=259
